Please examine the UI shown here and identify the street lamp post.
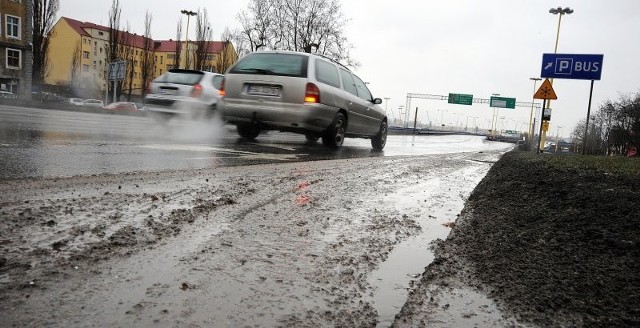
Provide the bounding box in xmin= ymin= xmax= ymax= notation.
xmin=181 ymin=9 xmax=197 ymax=69
xmin=549 ymin=7 xmax=573 ymax=53
xmin=529 ymin=77 xmax=542 ymax=140
xmin=539 ymin=7 xmax=573 ymax=153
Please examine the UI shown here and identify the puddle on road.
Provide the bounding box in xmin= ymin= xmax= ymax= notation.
xmin=368 ymin=166 xmax=487 ymax=327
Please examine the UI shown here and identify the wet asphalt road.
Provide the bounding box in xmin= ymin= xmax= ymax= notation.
xmin=0 ymin=105 xmax=503 ymax=180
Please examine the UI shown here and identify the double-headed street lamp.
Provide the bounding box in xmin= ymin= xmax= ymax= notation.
xmin=181 ymin=9 xmax=197 ymax=69
xmin=549 ymin=7 xmax=573 ymax=53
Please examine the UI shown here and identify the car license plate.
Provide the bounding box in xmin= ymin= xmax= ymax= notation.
xmin=160 ymin=89 xmax=176 ymax=95
xmin=247 ymin=84 xmax=281 ymax=97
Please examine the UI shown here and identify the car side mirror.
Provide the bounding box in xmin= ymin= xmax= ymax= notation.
xmin=372 ymin=98 xmax=382 ymax=105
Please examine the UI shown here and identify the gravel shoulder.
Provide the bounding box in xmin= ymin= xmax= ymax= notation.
xmin=394 ymin=151 xmax=640 ymax=327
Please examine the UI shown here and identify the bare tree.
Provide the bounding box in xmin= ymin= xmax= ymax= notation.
xmin=69 ymin=41 xmax=82 ymax=88
xmin=571 ymin=92 xmax=640 ymax=156
xmin=236 ymin=0 xmax=355 ymax=66
xmin=140 ymin=12 xmax=155 ymax=97
xmin=226 ymin=27 xmax=249 ymax=58
xmin=174 ymin=18 xmax=182 ymax=68
xmin=119 ymin=23 xmax=136 ymax=101
xmin=107 ymin=0 xmax=122 ymax=100
xmin=108 ymin=0 xmax=121 ymax=64
xmin=237 ymin=0 xmax=276 ymax=52
xmin=213 ymin=28 xmax=238 ymax=73
xmin=194 ymin=8 xmax=212 ymax=71
xmin=33 ymin=0 xmax=59 ymax=85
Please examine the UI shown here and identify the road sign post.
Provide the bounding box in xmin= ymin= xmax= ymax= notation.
xmin=540 ymin=53 xmax=604 ymax=154
xmin=533 ymin=79 xmax=558 ymax=153
xmin=541 ymin=53 xmax=604 ymax=80
xmin=447 ymin=93 xmax=473 ymax=106
xmin=489 ymin=96 xmax=516 ymax=109
xmin=108 ymin=61 xmax=127 ymax=104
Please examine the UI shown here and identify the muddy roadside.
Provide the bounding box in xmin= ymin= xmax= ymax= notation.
xmin=1 ymin=150 xmax=512 ymax=327
xmin=393 ymin=151 xmax=640 ymax=327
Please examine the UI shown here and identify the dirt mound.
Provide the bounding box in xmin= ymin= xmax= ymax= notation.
xmin=398 ymin=151 xmax=640 ymax=327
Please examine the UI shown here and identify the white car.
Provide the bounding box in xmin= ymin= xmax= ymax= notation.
xmin=81 ymin=99 xmax=104 ymax=107
xmin=144 ymin=69 xmax=223 ymax=118
xmin=69 ymin=97 xmax=84 ymax=105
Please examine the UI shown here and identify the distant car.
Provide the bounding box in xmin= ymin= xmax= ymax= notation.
xmin=143 ymin=69 xmax=223 ymax=118
xmin=81 ymin=99 xmax=104 ymax=107
xmin=0 ymin=91 xmax=16 ymax=99
xmin=219 ymin=50 xmax=388 ymax=150
xmin=68 ymin=97 xmax=85 ymax=105
xmin=103 ymin=102 xmax=138 ymax=111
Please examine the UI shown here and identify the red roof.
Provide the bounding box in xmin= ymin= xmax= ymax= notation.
xmin=61 ymin=17 xmax=158 ymax=50
xmin=154 ymin=40 xmax=227 ymax=54
xmin=61 ymin=17 xmax=228 ymax=54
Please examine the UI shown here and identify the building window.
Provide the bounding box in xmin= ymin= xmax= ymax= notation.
xmin=6 ymin=15 xmax=21 ymax=39
xmin=83 ymin=51 xmax=90 ymax=59
xmin=98 ymin=31 xmax=104 ymax=36
xmin=93 ymin=61 xmax=96 ymax=69
xmin=6 ymin=48 xmax=21 ymax=69
xmin=82 ymin=64 xmax=89 ymax=72
xmin=160 ymin=56 xmax=163 ymax=64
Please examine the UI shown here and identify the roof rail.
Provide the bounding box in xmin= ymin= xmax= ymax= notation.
xmin=314 ymin=53 xmax=350 ymax=71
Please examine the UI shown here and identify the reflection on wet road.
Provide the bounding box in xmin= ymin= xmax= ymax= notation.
xmin=0 ymin=105 xmax=511 ymax=180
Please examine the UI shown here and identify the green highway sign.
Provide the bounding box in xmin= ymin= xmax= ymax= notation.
xmin=448 ymin=93 xmax=473 ymax=106
xmin=490 ymin=96 xmax=516 ymax=109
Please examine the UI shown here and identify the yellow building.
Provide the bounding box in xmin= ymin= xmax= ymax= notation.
xmin=46 ymin=17 xmax=237 ymax=98
xmin=0 ymin=0 xmax=32 ymax=97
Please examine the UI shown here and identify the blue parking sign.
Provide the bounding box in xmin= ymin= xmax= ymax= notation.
xmin=540 ymin=54 xmax=604 ymax=80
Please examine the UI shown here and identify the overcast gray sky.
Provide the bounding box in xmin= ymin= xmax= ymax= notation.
xmin=59 ymin=0 xmax=640 ymax=137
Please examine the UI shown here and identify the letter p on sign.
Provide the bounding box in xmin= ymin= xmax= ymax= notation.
xmin=556 ymin=58 xmax=573 ymax=75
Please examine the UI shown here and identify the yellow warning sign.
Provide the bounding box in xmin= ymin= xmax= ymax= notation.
xmin=534 ymin=78 xmax=558 ymax=100
xmin=542 ymin=121 xmax=550 ymax=132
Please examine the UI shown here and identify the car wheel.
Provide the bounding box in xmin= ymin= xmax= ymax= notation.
xmin=151 ymin=112 xmax=173 ymax=124
xmin=371 ymin=120 xmax=388 ymax=151
xmin=305 ymin=134 xmax=320 ymax=143
xmin=237 ymin=124 xmax=260 ymax=140
xmin=206 ymin=104 xmax=220 ymax=120
xmin=322 ymin=112 xmax=346 ymax=149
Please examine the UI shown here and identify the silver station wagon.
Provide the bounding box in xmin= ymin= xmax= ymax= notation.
xmin=219 ymin=51 xmax=388 ymax=150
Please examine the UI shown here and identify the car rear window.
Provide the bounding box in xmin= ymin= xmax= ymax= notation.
xmin=229 ymin=53 xmax=308 ymax=77
xmin=156 ymin=70 xmax=204 ymax=85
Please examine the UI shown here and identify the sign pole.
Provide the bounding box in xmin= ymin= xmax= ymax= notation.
xmin=537 ymin=99 xmax=547 ymax=153
xmin=105 ymin=65 xmax=109 ymax=105
xmin=413 ymin=107 xmax=419 ymax=134
xmin=582 ymin=80 xmax=595 ymax=155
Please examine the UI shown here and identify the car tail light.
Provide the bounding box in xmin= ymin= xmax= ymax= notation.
xmin=191 ymin=84 xmax=203 ymax=98
xmin=218 ymin=79 xmax=225 ymax=97
xmin=304 ymin=83 xmax=320 ymax=103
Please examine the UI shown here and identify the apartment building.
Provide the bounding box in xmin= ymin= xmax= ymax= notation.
xmin=46 ymin=16 xmax=237 ymax=97
xmin=0 ymin=0 xmax=32 ymax=98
